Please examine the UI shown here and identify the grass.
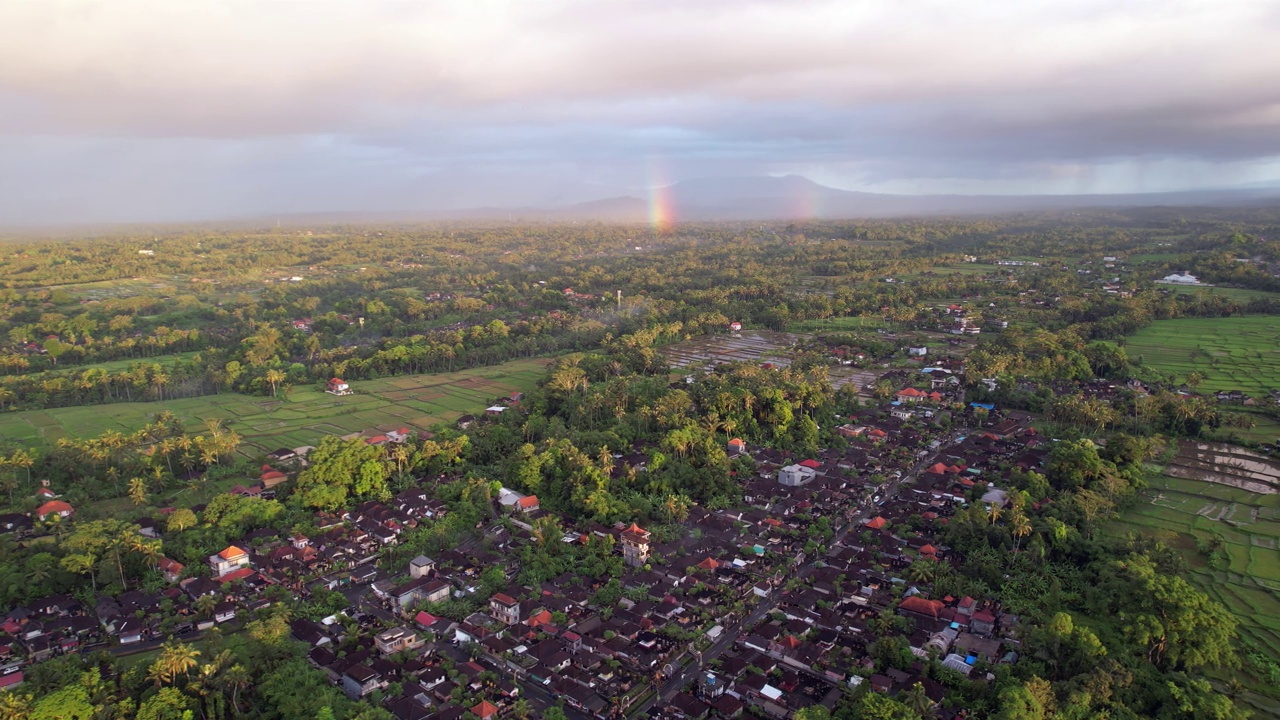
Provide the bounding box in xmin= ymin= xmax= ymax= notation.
xmin=1103 ymin=472 xmax=1280 ymax=704
xmin=1171 ymin=286 xmax=1280 ymax=302
xmin=0 ymin=357 xmax=550 ymax=456
xmin=1125 ymin=315 xmax=1280 ymax=396
xmin=788 ymin=316 xmax=891 ymax=333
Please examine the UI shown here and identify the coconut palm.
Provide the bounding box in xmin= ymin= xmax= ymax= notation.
xmin=9 ymin=449 xmax=33 ymax=491
xmin=194 ymin=594 xmax=219 ymax=620
xmin=149 ymin=641 xmax=201 ymax=686
xmin=900 ymin=682 xmax=933 ymax=716
xmin=222 ymin=663 xmax=250 ymax=714
xmin=986 ymin=503 xmax=1003 ymax=526
xmin=1011 ymin=512 xmax=1033 ymax=551
xmin=128 ymin=477 xmax=148 ymax=506
xmin=264 ymin=368 xmax=286 ymax=397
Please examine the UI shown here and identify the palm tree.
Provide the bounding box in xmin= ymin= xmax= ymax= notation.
xmin=151 ymin=370 xmax=170 ymax=401
xmin=128 ymin=477 xmax=148 ymax=506
xmin=264 ymin=368 xmax=286 ymax=398
xmin=149 ymin=641 xmax=201 ymax=686
xmin=222 ymin=663 xmax=250 ymax=714
xmin=0 ymin=456 xmax=14 ymax=506
xmin=900 ymin=682 xmax=933 ymax=716
xmin=906 ymin=559 xmax=937 ymax=585
xmin=194 ymin=594 xmax=219 ymax=620
xmin=1011 ymin=512 xmax=1033 ymax=551
xmin=986 ymin=503 xmax=1003 ymax=526
xmin=510 ymin=698 xmax=533 ymax=720
xmin=9 ymin=449 xmax=33 ymax=491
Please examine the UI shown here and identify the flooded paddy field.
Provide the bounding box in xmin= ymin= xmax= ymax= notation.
xmin=660 ymin=330 xmax=799 ymax=370
xmin=1165 ymin=441 xmax=1280 ymax=494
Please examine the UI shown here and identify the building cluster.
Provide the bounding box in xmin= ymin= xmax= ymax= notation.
xmin=0 ymin=373 xmax=1055 ymax=718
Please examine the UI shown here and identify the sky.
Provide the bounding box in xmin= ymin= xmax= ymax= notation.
xmin=1 ymin=0 xmax=1279 ymax=224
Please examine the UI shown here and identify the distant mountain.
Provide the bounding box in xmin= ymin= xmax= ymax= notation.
xmin=640 ymin=175 xmax=1280 ymax=220
xmin=7 ymin=175 xmax=1279 ymax=232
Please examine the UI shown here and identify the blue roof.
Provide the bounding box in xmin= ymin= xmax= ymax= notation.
xmin=969 ymin=402 xmax=995 ymax=410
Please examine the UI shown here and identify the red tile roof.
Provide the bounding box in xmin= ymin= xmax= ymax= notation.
xmin=865 ymin=516 xmax=887 ymax=530
xmin=899 ymin=596 xmax=944 ymax=618
xmin=217 ymin=568 xmax=254 ymax=583
xmin=36 ymin=500 xmax=74 ymax=516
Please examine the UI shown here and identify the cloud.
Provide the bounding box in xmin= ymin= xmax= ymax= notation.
xmin=0 ymin=0 xmax=1278 ymax=221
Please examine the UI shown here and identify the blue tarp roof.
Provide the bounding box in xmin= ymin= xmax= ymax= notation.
xmin=969 ymin=402 xmax=995 ymax=410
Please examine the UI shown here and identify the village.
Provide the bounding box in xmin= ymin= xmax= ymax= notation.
xmin=0 ymin=343 xmax=1055 ymax=720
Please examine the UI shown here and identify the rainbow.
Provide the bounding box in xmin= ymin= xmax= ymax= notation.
xmin=789 ymin=177 xmax=821 ymax=221
xmin=647 ymin=157 xmax=675 ymax=233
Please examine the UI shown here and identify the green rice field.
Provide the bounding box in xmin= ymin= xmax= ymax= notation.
xmin=0 ymin=357 xmax=550 ymax=456
xmin=1126 ymin=315 xmax=1280 ymax=396
xmin=788 ymin=316 xmax=891 ymax=333
xmin=1104 ymin=473 xmax=1280 ymax=709
xmin=1168 ymin=286 xmax=1280 ymax=302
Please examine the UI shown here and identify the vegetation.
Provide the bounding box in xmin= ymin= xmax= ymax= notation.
xmin=5 ymin=209 xmax=1280 ymax=717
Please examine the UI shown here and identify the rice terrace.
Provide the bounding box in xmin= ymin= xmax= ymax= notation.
xmin=1107 ymin=445 xmax=1280 ymax=713
xmin=1126 ymin=315 xmax=1280 ymax=396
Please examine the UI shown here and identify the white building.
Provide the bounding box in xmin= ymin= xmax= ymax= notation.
xmin=1159 ymin=273 xmax=1201 ymax=285
xmin=778 ymin=464 xmax=817 ymax=487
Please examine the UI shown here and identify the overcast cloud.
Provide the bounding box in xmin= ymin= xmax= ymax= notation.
xmin=1 ymin=0 xmax=1279 ymax=224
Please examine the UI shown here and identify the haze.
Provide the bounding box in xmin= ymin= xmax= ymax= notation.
xmin=2 ymin=0 xmax=1280 ymax=225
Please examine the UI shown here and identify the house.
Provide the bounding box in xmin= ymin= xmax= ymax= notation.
xmin=620 ymin=523 xmax=651 ymax=567
xmin=515 ymin=495 xmax=540 ymax=513
xmin=471 ymin=701 xmax=500 ymax=720
xmin=490 ymin=593 xmax=520 ymax=625
xmin=326 ymin=378 xmax=353 ymax=396
xmin=392 ymin=577 xmax=451 ymax=613
xmin=35 ymin=500 xmax=74 ymax=521
xmin=778 ymin=464 xmax=816 ymax=487
xmin=896 ymin=388 xmax=926 ymax=403
xmin=260 ymin=468 xmax=289 ymax=489
xmin=156 ymin=557 xmax=185 ymax=583
xmin=908 ymin=346 xmax=927 ymax=357
xmin=409 ymin=555 xmax=436 ymax=579
xmin=0 ymin=514 xmax=33 ymax=535
xmin=484 ymin=406 xmax=507 ymax=416
xmin=1159 ymin=272 xmax=1200 ymax=285
xmin=213 ymin=602 xmax=237 ymax=624
xmin=375 ymin=626 xmax=424 ymax=655
xmin=727 ymin=438 xmax=747 ymax=456
xmin=209 ymin=545 xmax=250 ymax=577
xmin=342 ymin=664 xmax=382 ymax=699
xmin=729 ymin=322 xmax=743 ymax=332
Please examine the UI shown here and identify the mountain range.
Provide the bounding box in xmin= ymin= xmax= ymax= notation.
xmin=356 ymin=175 xmax=1280 ymax=224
